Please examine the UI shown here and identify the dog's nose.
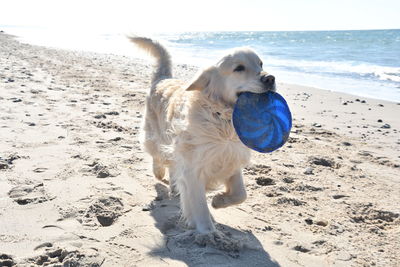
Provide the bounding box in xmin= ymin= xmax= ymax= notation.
xmin=261 ymin=75 xmax=275 ymax=87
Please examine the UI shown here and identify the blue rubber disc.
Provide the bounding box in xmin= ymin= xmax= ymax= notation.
xmin=233 ymin=91 xmax=292 ymax=153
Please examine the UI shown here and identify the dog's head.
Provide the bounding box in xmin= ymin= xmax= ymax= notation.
xmin=186 ymin=48 xmax=275 ymax=106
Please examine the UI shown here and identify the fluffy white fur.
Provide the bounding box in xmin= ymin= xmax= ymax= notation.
xmin=130 ymin=37 xmax=276 ymax=233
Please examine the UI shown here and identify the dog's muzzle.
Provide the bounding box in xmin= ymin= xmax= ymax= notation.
xmin=260 ymin=74 xmax=275 ymax=90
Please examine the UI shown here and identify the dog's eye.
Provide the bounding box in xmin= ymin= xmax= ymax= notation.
xmin=260 ymin=61 xmax=263 ymax=68
xmin=234 ymin=65 xmax=245 ymax=72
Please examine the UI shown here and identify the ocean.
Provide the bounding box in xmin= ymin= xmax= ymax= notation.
xmin=2 ymin=26 xmax=400 ymax=102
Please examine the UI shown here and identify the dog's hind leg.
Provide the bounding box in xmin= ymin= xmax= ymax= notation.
xmin=142 ymin=135 xmax=166 ymax=180
xmin=211 ymin=170 xmax=247 ymax=209
xmin=167 ymin=162 xmax=179 ymax=195
xmin=152 ymin=157 xmax=166 ymax=180
xmin=142 ymin=112 xmax=166 ymax=181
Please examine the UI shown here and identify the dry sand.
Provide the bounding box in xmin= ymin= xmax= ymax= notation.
xmin=0 ymin=32 xmax=399 ymax=266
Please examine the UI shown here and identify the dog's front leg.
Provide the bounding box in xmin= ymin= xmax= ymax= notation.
xmin=180 ymin=168 xmax=215 ymax=233
xmin=212 ymin=170 xmax=247 ymax=209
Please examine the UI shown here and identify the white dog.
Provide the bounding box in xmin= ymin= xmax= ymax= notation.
xmin=130 ymin=37 xmax=276 ymax=233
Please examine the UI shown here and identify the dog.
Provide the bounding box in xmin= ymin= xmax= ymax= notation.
xmin=130 ymin=37 xmax=276 ymax=233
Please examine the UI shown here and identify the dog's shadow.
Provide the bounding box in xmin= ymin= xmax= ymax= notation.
xmin=148 ymin=183 xmax=280 ymax=267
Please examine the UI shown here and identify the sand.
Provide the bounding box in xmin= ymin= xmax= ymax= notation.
xmin=0 ymin=32 xmax=399 ymax=267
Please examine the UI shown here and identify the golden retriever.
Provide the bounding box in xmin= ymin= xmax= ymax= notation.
xmin=130 ymin=37 xmax=276 ymax=233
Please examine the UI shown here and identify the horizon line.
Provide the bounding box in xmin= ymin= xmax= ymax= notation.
xmin=1 ymin=24 xmax=400 ymax=33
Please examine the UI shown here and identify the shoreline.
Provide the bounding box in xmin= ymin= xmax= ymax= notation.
xmin=2 ymin=28 xmax=400 ymax=103
xmin=1 ymin=32 xmax=399 ymax=266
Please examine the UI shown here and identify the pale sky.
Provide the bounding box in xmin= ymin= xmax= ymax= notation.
xmin=1 ymin=0 xmax=399 ymax=33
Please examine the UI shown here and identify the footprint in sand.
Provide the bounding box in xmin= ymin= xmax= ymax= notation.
xmin=0 ymin=254 xmax=15 ymax=267
xmin=0 ymin=153 xmax=21 ymax=170
xmin=71 ymin=196 xmax=124 ymax=227
xmin=349 ymin=203 xmax=399 ymax=227
xmin=8 ymin=183 xmax=54 ymax=205
xmin=80 ymin=160 xmax=120 ymax=178
xmin=24 ymin=245 xmax=103 ymax=266
xmin=244 ymin=164 xmax=272 ymax=176
xmin=309 ymin=156 xmax=339 ymax=168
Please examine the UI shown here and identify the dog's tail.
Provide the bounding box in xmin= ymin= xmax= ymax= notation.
xmin=129 ymin=36 xmax=172 ymax=87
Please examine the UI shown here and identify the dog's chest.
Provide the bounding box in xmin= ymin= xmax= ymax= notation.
xmin=188 ymin=113 xmax=250 ymax=182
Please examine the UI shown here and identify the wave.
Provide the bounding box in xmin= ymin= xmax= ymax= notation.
xmin=162 ymin=30 xmax=400 ymax=84
xmin=265 ymin=58 xmax=400 ymax=83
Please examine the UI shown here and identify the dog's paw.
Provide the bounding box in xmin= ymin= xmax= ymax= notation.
xmin=169 ymin=183 xmax=179 ymax=197
xmin=211 ymin=193 xmax=229 ymax=209
xmin=212 ymin=192 xmax=247 ymax=209
xmin=194 ymin=230 xmax=243 ymax=252
xmin=152 ymin=164 xmax=165 ymax=180
xmin=177 ymin=215 xmax=196 ymax=230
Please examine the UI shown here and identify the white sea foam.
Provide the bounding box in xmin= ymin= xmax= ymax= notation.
xmin=265 ymin=58 xmax=400 ymax=82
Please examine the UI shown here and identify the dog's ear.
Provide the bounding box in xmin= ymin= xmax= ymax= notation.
xmin=186 ymin=67 xmax=217 ymax=91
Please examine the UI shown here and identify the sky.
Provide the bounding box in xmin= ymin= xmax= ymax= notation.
xmin=1 ymin=0 xmax=400 ymax=33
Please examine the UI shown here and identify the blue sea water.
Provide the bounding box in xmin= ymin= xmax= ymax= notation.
xmin=160 ymin=30 xmax=400 ymax=102
xmin=2 ymin=26 xmax=400 ymax=102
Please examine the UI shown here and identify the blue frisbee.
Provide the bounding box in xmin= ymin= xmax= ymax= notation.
xmin=233 ymin=91 xmax=292 ymax=153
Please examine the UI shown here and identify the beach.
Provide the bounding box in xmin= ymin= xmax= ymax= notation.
xmin=0 ymin=32 xmax=399 ymax=266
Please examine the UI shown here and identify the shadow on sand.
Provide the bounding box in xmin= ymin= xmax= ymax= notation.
xmin=148 ymin=183 xmax=280 ymax=266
